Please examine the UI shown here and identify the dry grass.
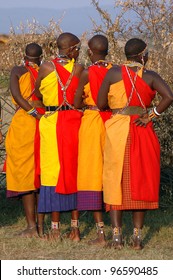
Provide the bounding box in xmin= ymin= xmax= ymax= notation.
xmin=0 ymin=188 xmax=173 ymax=260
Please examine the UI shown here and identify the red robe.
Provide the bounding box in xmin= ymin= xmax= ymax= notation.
xmin=89 ymin=64 xmax=112 ymax=122
xmin=122 ymin=66 xmax=160 ymax=202
xmin=52 ymin=59 xmax=82 ymax=194
xmin=23 ymin=63 xmax=45 ymax=189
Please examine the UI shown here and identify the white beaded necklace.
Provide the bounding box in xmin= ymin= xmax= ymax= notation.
xmin=92 ymin=60 xmax=110 ymax=67
xmin=123 ymin=61 xmax=144 ymax=68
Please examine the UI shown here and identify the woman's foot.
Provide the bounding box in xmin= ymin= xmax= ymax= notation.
xmin=108 ymin=236 xmax=123 ymax=249
xmin=65 ymin=219 xmax=80 ymax=242
xmin=37 ymin=224 xmax=44 ymax=237
xmin=43 ymin=228 xmax=61 ymax=241
xmin=108 ymin=226 xmax=123 ymax=249
xmin=17 ymin=226 xmax=38 ymax=238
xmin=88 ymin=226 xmax=106 ymax=246
xmin=131 ymin=228 xmax=143 ymax=250
xmin=66 ymin=228 xmax=80 ymax=242
xmin=132 ymin=236 xmax=143 ymax=250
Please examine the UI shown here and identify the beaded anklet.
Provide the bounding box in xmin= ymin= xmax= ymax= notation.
xmin=51 ymin=221 xmax=61 ymax=230
xmin=71 ymin=219 xmax=80 ymax=228
xmin=96 ymin=222 xmax=104 ymax=234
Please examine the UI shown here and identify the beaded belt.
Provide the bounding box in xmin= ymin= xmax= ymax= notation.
xmin=46 ymin=105 xmax=71 ymax=111
xmin=87 ymin=105 xmax=100 ymax=111
xmin=112 ymin=106 xmax=147 ymax=116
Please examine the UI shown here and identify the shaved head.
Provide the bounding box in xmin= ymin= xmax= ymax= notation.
xmin=125 ymin=38 xmax=147 ymax=58
xmin=88 ymin=34 xmax=108 ymax=55
xmin=25 ymin=43 xmax=42 ymax=58
xmin=57 ymin=32 xmax=80 ymax=50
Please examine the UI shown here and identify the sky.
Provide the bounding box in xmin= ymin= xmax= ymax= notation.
xmin=0 ymin=0 xmax=116 ymax=35
xmin=0 ymin=0 xmax=115 ymax=9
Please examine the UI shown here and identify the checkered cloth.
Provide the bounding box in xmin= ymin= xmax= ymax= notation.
xmin=77 ymin=191 xmax=104 ymax=211
xmin=105 ymin=133 xmax=158 ymax=211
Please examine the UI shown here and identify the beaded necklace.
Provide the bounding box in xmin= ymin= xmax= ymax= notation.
xmin=123 ymin=61 xmax=144 ymax=68
xmin=114 ymin=63 xmax=146 ymax=116
xmin=44 ymin=59 xmax=76 ymax=117
xmin=56 ymin=54 xmax=71 ymax=63
xmin=54 ymin=59 xmax=75 ymax=108
xmin=124 ymin=65 xmax=146 ymax=110
xmin=23 ymin=60 xmax=39 ymax=70
xmin=58 ymin=54 xmax=69 ymax=58
xmin=92 ymin=60 xmax=110 ymax=67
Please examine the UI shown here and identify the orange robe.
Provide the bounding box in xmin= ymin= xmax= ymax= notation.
xmin=78 ymin=64 xmax=112 ymax=191
xmin=77 ymin=64 xmax=112 ymax=210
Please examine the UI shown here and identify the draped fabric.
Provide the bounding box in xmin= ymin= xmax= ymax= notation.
xmin=25 ymin=64 xmax=46 ymax=189
xmin=103 ymin=65 xmax=160 ymax=208
xmin=122 ymin=66 xmax=160 ymax=202
xmin=39 ymin=59 xmax=82 ymax=195
xmin=5 ymin=64 xmax=44 ymax=192
xmin=77 ymin=64 xmax=112 ymax=210
xmin=89 ymin=64 xmax=112 ymax=123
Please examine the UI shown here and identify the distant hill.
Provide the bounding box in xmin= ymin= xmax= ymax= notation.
xmin=0 ymin=5 xmax=116 ymax=35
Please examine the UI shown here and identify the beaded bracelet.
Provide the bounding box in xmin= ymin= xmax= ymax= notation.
xmin=27 ymin=107 xmax=35 ymax=114
xmin=148 ymin=107 xmax=160 ymax=121
xmin=153 ymin=106 xmax=161 ymax=116
xmin=27 ymin=107 xmax=39 ymax=118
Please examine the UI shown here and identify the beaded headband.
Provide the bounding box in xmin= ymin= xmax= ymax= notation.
xmin=128 ymin=45 xmax=148 ymax=58
xmin=25 ymin=54 xmax=43 ymax=59
xmin=60 ymin=42 xmax=81 ymax=51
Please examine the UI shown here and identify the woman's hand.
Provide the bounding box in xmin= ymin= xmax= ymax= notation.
xmin=133 ymin=113 xmax=150 ymax=127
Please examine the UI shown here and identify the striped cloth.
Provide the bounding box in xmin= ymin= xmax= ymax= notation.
xmin=38 ymin=186 xmax=77 ymax=212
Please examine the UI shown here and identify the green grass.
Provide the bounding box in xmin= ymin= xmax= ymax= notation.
xmin=0 ymin=188 xmax=173 ymax=260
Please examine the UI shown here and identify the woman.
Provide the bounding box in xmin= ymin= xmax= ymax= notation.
xmin=97 ymin=38 xmax=173 ymax=249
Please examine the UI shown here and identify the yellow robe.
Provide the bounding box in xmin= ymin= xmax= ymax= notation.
xmin=103 ymin=80 xmax=130 ymax=205
xmin=39 ymin=71 xmax=60 ymax=186
xmin=39 ymin=61 xmax=74 ymax=187
xmin=5 ymin=73 xmax=37 ymax=192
